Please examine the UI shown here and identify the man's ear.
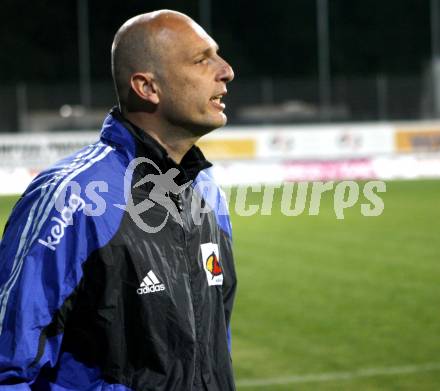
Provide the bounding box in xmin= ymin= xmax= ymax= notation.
xmin=130 ymin=72 xmax=160 ymax=105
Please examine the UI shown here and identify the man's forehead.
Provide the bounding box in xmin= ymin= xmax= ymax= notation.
xmin=189 ymin=21 xmax=215 ymax=46
xmin=190 ymin=33 xmax=219 ymax=55
xmin=153 ymin=16 xmax=218 ymax=54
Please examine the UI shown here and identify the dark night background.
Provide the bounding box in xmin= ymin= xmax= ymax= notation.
xmin=0 ymin=0 xmax=431 ymax=82
xmin=0 ymin=0 xmax=436 ymax=131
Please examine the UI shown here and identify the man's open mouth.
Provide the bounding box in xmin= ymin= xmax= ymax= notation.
xmin=210 ymin=92 xmax=227 ymax=110
xmin=210 ymin=94 xmax=224 ymax=104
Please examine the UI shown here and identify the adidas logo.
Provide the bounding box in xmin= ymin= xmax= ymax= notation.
xmin=136 ymin=271 xmax=166 ymax=295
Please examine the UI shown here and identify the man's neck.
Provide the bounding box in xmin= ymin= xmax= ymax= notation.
xmin=123 ymin=111 xmax=199 ymax=164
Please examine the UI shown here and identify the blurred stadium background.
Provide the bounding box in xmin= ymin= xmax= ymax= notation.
xmin=1 ymin=1 xmax=440 ymax=390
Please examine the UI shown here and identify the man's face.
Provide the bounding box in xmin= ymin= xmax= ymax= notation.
xmin=154 ymin=20 xmax=234 ymax=135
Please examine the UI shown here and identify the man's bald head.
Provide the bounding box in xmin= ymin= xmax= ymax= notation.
xmin=111 ymin=10 xmax=194 ymax=108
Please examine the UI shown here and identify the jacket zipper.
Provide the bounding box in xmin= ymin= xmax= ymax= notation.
xmin=176 ymin=192 xmax=203 ymax=389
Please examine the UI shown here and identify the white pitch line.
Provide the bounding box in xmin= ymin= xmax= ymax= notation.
xmin=236 ymin=362 xmax=440 ymax=388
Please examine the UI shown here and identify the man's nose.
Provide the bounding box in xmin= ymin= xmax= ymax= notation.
xmin=216 ymin=58 xmax=234 ymax=83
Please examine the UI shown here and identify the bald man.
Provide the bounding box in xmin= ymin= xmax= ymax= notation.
xmin=113 ymin=10 xmax=234 ymax=162
xmin=0 ymin=10 xmax=237 ymax=391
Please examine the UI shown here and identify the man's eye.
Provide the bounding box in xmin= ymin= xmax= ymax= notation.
xmin=196 ymin=58 xmax=208 ymax=65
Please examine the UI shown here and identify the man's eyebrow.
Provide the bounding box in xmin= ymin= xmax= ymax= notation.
xmin=196 ymin=44 xmax=220 ymax=57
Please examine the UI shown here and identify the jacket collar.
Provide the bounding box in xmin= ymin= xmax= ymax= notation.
xmin=103 ymin=107 xmax=212 ymax=183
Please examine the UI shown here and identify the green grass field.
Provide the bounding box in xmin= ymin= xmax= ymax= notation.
xmin=1 ymin=180 xmax=439 ymax=390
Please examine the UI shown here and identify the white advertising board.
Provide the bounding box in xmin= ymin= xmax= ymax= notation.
xmin=211 ymin=154 xmax=440 ymax=186
xmin=0 ymin=123 xmax=439 ymax=194
xmin=0 ymin=131 xmax=98 ymax=169
xmin=202 ymin=123 xmax=395 ymax=160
